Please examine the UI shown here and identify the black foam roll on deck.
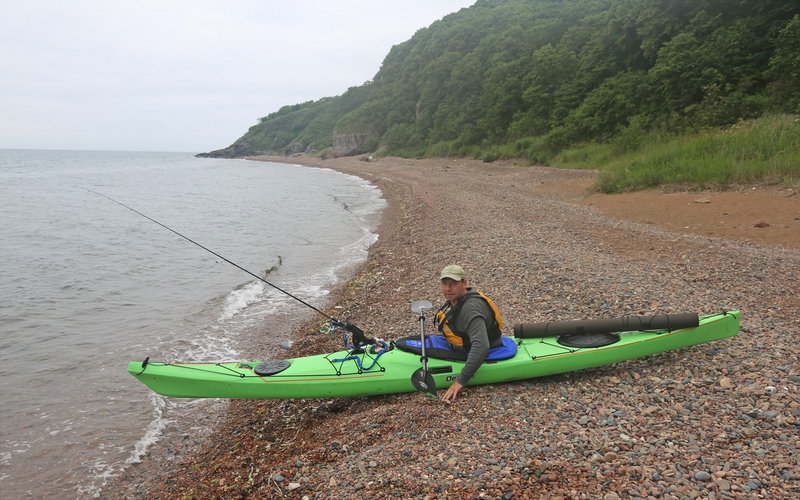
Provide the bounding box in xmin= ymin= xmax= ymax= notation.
xmin=514 ymin=313 xmax=699 ymax=338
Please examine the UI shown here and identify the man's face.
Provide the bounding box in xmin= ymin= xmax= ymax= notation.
xmin=441 ymin=277 xmax=468 ymax=305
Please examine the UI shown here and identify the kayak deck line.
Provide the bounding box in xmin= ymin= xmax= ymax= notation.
xmin=144 ymin=340 xmax=392 ymax=378
xmin=255 ymin=373 xmax=387 ymax=384
xmin=140 ymin=361 xmax=389 ymax=380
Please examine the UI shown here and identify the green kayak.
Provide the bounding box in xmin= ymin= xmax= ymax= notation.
xmin=127 ymin=310 xmax=739 ymax=399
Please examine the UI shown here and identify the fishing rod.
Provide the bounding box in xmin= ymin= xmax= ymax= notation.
xmin=82 ymin=187 xmax=369 ymax=339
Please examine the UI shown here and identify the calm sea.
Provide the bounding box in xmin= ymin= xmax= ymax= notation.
xmin=0 ymin=149 xmax=385 ymax=497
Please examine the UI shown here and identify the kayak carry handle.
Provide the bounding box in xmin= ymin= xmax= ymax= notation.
xmin=134 ymin=357 xmax=150 ymax=376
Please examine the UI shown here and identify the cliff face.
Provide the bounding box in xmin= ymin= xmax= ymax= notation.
xmin=332 ymin=133 xmax=378 ymax=156
xmin=196 ymin=141 xmax=258 ymax=158
xmin=198 ymin=132 xmax=378 ymax=158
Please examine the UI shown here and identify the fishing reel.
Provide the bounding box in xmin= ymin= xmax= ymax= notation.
xmin=327 ymin=320 xmax=382 ymax=354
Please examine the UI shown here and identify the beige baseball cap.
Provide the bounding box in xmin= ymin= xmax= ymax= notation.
xmin=439 ymin=264 xmax=466 ymax=281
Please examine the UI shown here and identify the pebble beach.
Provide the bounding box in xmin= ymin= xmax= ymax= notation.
xmin=108 ymin=156 xmax=799 ymax=499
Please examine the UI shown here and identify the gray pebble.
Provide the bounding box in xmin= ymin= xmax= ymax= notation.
xmin=694 ymin=471 xmax=711 ymax=481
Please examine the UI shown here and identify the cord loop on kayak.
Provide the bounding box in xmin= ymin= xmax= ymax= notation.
xmin=324 ymin=321 xmax=389 ymax=372
xmin=331 ymin=340 xmax=389 ymax=372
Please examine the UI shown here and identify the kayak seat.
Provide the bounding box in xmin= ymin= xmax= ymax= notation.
xmin=395 ymin=335 xmax=518 ymax=362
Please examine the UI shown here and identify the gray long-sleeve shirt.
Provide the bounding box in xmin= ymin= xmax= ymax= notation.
xmin=448 ymin=291 xmax=501 ymax=385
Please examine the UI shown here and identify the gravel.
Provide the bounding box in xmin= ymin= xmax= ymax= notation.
xmin=105 ymin=156 xmax=799 ymax=499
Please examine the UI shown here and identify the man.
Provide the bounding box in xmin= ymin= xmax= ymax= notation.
xmin=434 ymin=264 xmax=504 ymax=401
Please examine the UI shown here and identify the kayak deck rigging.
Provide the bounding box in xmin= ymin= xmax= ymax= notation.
xmin=327 ymin=340 xmax=390 ymax=373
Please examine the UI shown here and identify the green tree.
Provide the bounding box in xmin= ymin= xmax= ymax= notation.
xmin=768 ymin=14 xmax=800 ymax=109
xmin=202 ymin=0 xmax=800 ymax=158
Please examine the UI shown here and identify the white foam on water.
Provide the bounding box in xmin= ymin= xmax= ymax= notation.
xmin=125 ymin=394 xmax=172 ymax=466
xmin=219 ymin=281 xmax=266 ymax=321
xmin=166 ymin=324 xmax=242 ymax=362
xmin=70 ymin=394 xmax=171 ymax=498
xmin=77 ymin=394 xmax=205 ymax=498
xmin=79 ymin=455 xmax=123 ymax=498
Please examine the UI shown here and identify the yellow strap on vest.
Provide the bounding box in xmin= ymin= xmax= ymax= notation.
xmin=476 ymin=290 xmax=504 ymax=331
xmin=435 ymin=290 xmax=503 ymax=347
xmin=435 ymin=307 xmax=462 ymax=346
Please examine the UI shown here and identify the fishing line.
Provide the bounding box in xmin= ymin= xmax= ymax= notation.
xmin=81 ymin=187 xmax=337 ymax=322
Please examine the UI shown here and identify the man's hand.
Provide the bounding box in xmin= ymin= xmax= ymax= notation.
xmin=441 ymin=381 xmax=464 ymax=401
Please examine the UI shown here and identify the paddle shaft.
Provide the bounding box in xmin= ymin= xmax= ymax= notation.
xmin=418 ymin=311 xmax=429 ymax=372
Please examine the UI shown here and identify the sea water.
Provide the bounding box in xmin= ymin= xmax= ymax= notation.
xmin=0 ymin=149 xmax=385 ymax=497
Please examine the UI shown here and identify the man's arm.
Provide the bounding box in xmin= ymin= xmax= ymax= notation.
xmin=441 ymin=312 xmax=490 ymax=401
xmin=456 ymin=314 xmax=491 ymax=384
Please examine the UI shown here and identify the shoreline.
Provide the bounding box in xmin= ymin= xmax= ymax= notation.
xmin=107 ymin=155 xmax=799 ymax=499
xmin=259 ymin=154 xmax=799 ymax=251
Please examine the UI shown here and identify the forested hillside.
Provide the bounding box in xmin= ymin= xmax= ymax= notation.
xmin=201 ymin=0 xmax=800 ymax=160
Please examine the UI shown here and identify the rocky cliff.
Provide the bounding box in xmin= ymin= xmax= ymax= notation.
xmin=332 ymin=132 xmax=378 ymax=156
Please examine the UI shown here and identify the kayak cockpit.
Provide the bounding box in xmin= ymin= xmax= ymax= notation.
xmin=395 ymin=335 xmax=519 ymax=361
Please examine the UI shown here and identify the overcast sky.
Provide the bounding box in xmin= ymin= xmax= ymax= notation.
xmin=0 ymin=0 xmax=475 ymax=153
